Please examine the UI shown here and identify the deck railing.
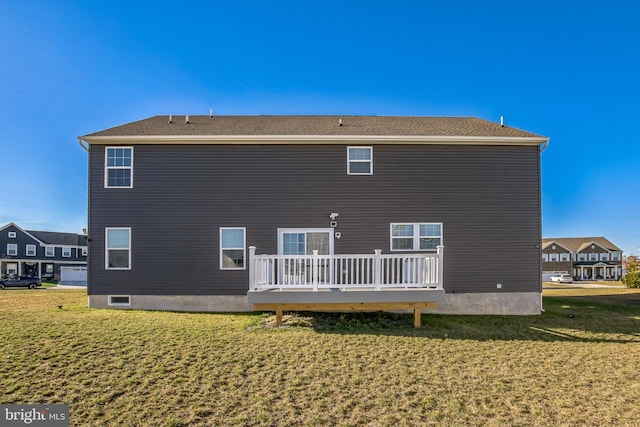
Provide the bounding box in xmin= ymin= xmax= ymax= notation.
xmin=248 ymin=246 xmax=444 ymax=291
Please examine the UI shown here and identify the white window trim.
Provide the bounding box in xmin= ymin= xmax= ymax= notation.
xmin=390 ymin=222 xmax=443 ymax=252
xmin=277 ymin=228 xmax=335 ymax=255
xmin=26 ymin=244 xmax=36 ymax=256
xmin=220 ymin=227 xmax=246 ymax=270
xmin=81 ymin=247 xmax=88 ymax=256
xmin=105 ymin=146 xmax=134 ymax=188
xmin=108 ymin=295 xmax=131 ymax=306
xmin=549 ymin=253 xmax=559 ymax=262
xmin=8 ymin=232 xmax=16 ymax=238
xmin=105 ymin=227 xmax=132 ymax=270
xmin=347 ymin=146 xmax=373 ymax=175
xmin=45 ymin=246 xmax=55 ymax=257
xmin=7 ymin=243 xmax=18 ymax=256
xmin=62 ymin=247 xmax=72 ymax=258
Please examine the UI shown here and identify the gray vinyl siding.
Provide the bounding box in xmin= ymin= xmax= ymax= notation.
xmin=2 ymin=227 xmax=41 ymax=258
xmin=0 ymin=225 xmax=86 ymax=262
xmin=88 ymin=143 xmax=541 ymax=296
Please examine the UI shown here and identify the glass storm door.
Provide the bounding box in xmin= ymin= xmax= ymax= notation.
xmin=278 ymin=229 xmax=334 ymax=285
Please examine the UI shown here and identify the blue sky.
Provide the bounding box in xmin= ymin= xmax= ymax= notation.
xmin=1 ymin=0 xmax=639 ymax=255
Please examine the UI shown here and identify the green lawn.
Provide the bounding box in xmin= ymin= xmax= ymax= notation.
xmin=1 ymin=288 xmax=639 ymax=426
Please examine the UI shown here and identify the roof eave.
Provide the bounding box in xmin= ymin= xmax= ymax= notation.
xmin=79 ymin=134 xmax=549 ymax=146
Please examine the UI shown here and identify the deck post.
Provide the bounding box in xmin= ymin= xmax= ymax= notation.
xmin=249 ymin=246 xmax=256 ymax=291
xmin=312 ymin=250 xmax=319 ymax=292
xmin=414 ymin=308 xmax=421 ymax=328
xmin=436 ymin=245 xmax=444 ymax=290
xmin=374 ymin=249 xmax=382 ymax=290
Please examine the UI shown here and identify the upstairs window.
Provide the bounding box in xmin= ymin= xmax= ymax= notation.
xmin=220 ymin=227 xmax=246 ymax=270
xmin=542 ymin=254 xmax=549 ymax=262
xmin=45 ymin=246 xmax=55 ymax=257
xmin=347 ymin=147 xmax=373 ymax=175
xmin=549 ymin=253 xmax=559 ymax=262
xmin=578 ymin=253 xmax=587 ymax=261
xmin=26 ymin=245 xmax=36 ymax=256
xmin=7 ymin=244 xmax=17 ymax=256
xmin=105 ymin=147 xmax=133 ymax=188
xmin=600 ymin=253 xmax=609 ymax=261
xmin=81 ymin=247 xmax=88 ymax=256
xmin=589 ymin=253 xmax=598 ymax=261
xmin=612 ymin=252 xmax=621 ymax=261
xmin=559 ymin=253 xmax=570 ymax=262
xmin=8 ymin=232 xmax=16 ymax=238
xmin=390 ymin=223 xmax=442 ymax=251
xmin=62 ymin=247 xmax=71 ymax=258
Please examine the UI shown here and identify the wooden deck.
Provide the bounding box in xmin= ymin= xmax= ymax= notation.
xmin=253 ymin=301 xmax=438 ymax=328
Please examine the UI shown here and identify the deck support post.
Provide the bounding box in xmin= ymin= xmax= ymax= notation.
xmin=255 ymin=302 xmax=437 ymax=328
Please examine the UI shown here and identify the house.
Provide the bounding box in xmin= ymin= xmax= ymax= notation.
xmin=541 ymin=237 xmax=623 ymax=280
xmin=78 ymin=115 xmax=549 ymax=316
xmin=0 ymin=222 xmax=87 ymax=282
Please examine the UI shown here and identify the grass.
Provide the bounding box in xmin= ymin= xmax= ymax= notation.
xmin=544 ymin=280 xmax=624 ymax=286
xmin=1 ymin=288 xmax=639 ymax=426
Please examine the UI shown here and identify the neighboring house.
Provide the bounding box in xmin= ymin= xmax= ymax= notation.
xmin=541 ymin=237 xmax=623 ymax=280
xmin=78 ymin=115 xmax=549 ymax=315
xmin=0 ymin=222 xmax=87 ymax=281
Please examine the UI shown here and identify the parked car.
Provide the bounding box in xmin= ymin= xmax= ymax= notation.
xmin=0 ymin=276 xmax=42 ymax=289
xmin=549 ymin=274 xmax=572 ymax=283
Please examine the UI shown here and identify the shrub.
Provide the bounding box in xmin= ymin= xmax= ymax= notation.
xmin=622 ymin=255 xmax=640 ymax=288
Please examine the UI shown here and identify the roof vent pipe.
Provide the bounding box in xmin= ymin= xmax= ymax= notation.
xmin=185 ymin=115 xmax=190 ymax=124
xmin=500 ymin=116 xmax=504 ymax=127
xmin=339 ymin=119 xmax=343 ymax=126
xmin=168 ymin=115 xmax=173 ymax=123
xmin=209 ymin=108 xmax=213 ymax=118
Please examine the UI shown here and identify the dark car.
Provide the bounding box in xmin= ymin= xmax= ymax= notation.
xmin=0 ymin=276 xmax=42 ymax=289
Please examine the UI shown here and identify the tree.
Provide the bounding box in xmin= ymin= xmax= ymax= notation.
xmin=622 ymin=255 xmax=640 ymax=288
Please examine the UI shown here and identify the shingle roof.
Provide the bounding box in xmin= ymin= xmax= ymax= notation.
xmin=542 ymin=237 xmax=622 ymax=252
xmin=29 ymin=230 xmax=86 ymax=246
xmin=82 ymin=115 xmax=546 ymax=139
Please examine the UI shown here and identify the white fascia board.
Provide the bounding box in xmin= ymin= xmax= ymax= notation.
xmin=80 ymin=134 xmax=549 ymax=146
xmin=0 ymin=258 xmax=86 ymax=265
xmin=541 ymin=240 xmax=573 ymax=253
xmin=0 ymin=222 xmax=47 ymax=246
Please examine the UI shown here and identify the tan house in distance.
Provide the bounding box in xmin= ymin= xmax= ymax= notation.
xmin=542 ymin=237 xmax=623 ymax=281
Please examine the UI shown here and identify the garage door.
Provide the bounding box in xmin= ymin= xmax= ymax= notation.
xmin=60 ymin=266 xmax=87 ymax=283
